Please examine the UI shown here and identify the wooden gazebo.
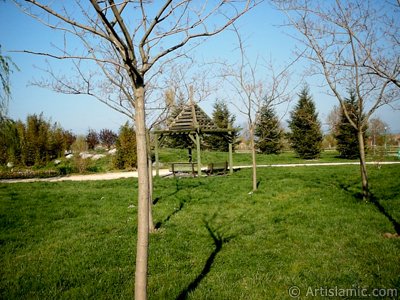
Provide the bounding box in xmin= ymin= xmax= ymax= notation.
xmin=152 ymin=100 xmax=235 ymax=176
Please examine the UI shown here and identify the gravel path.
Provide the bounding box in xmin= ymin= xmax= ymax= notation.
xmin=1 ymin=169 xmax=172 ymax=183
xmin=1 ymin=161 xmax=399 ymax=183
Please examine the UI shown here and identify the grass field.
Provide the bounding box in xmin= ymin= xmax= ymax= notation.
xmin=1 ymin=164 xmax=399 ymax=299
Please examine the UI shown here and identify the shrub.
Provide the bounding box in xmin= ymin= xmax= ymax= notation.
xmin=114 ymin=122 xmax=137 ymax=169
xmin=71 ymin=136 xmax=89 ymax=173
xmin=0 ymin=169 xmax=60 ymax=180
xmin=0 ymin=118 xmax=21 ymax=165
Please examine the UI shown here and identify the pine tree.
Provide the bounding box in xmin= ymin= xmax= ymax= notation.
xmin=335 ymin=90 xmax=365 ymax=159
xmin=288 ymin=87 xmax=322 ymax=159
xmin=254 ymin=105 xmax=283 ymax=154
xmin=204 ymin=100 xmax=238 ymax=151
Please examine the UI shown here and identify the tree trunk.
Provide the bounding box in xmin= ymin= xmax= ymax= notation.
xmin=228 ymin=123 xmax=233 ymax=175
xmin=145 ymin=130 xmax=155 ymax=233
xmin=250 ymin=125 xmax=257 ymax=191
xmin=358 ymin=128 xmax=369 ymax=201
xmin=148 ymin=154 xmax=155 ymax=233
xmin=134 ymin=85 xmax=149 ymax=300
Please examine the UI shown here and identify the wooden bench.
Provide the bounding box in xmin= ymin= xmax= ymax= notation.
xmin=206 ymin=161 xmax=228 ymax=175
xmin=169 ymin=162 xmax=198 ymax=177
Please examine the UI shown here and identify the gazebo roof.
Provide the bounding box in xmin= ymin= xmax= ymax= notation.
xmin=152 ymin=100 xmax=235 ymax=135
xmin=167 ymin=101 xmax=218 ymax=131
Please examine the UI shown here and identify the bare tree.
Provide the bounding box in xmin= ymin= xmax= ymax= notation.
xmin=222 ymin=25 xmax=295 ymax=191
xmin=13 ymin=1 xmax=262 ymax=298
xmin=273 ymin=0 xmax=400 ymax=201
xmin=369 ymin=117 xmax=389 ymax=155
xmin=326 ymin=105 xmax=341 ymax=137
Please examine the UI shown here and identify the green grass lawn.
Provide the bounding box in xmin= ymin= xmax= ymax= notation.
xmin=1 ymin=165 xmax=399 ymax=299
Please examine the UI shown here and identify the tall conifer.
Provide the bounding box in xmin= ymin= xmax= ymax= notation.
xmin=335 ymin=90 xmax=365 ymax=159
xmin=254 ymin=105 xmax=283 ymax=154
xmin=288 ymin=87 xmax=322 ymax=159
xmin=205 ymin=100 xmax=238 ymax=151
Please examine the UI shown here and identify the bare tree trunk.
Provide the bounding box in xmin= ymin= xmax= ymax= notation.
xmin=358 ymin=129 xmax=369 ymax=201
xmin=134 ymin=85 xmax=149 ymax=300
xmin=250 ymin=125 xmax=257 ymax=191
xmin=145 ymin=130 xmax=155 ymax=233
xmin=148 ymin=154 xmax=155 ymax=233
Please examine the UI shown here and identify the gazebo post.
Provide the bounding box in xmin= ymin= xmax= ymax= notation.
xmin=196 ymin=131 xmax=202 ymax=176
xmin=188 ymin=147 xmax=193 ymax=163
xmin=154 ymin=133 xmax=159 ymax=177
xmin=228 ymin=123 xmax=233 ymax=174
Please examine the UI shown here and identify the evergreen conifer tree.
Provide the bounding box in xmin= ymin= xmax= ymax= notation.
xmin=204 ymin=100 xmax=238 ymax=151
xmin=335 ymin=90 xmax=365 ymax=159
xmin=254 ymin=105 xmax=283 ymax=154
xmin=288 ymin=87 xmax=322 ymax=159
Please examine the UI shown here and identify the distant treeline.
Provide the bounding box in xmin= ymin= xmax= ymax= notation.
xmin=0 ymin=114 xmax=76 ymax=167
xmin=0 ymin=114 xmax=138 ymax=171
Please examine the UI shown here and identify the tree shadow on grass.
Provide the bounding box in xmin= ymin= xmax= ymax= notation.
xmin=337 ymin=181 xmax=400 ymax=235
xmin=153 ymin=179 xmax=204 ymax=205
xmin=369 ymin=193 xmax=400 ymax=235
xmin=153 ymin=178 xmax=184 ymax=206
xmin=155 ymin=197 xmax=187 ymax=229
xmin=155 ymin=179 xmax=207 ymax=229
xmin=176 ymin=221 xmax=234 ymax=300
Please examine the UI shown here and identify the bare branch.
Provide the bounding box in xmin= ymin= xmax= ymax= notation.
xmin=22 ymin=0 xmax=110 ymax=40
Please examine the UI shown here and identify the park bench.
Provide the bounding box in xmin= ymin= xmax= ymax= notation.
xmin=169 ymin=162 xmax=198 ymax=177
xmin=206 ymin=161 xmax=229 ymax=175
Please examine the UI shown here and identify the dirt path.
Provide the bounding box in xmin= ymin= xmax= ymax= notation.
xmin=1 ymin=161 xmax=399 ymax=183
xmin=1 ymin=169 xmax=172 ymax=183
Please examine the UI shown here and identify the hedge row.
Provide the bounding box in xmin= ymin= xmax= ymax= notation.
xmin=0 ymin=169 xmax=61 ymax=180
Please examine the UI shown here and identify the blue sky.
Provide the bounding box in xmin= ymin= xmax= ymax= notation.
xmin=1 ymin=1 xmax=399 ymax=134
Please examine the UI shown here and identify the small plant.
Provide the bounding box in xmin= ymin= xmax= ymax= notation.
xmin=71 ymin=136 xmax=89 ymax=173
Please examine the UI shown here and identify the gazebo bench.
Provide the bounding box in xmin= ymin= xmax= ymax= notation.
xmin=205 ymin=161 xmax=229 ymax=175
xmin=169 ymin=162 xmax=199 ymax=177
